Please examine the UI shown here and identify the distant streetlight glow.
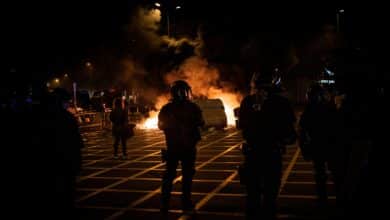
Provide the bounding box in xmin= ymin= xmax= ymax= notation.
xmin=153 ymin=2 xmax=180 ymax=36
xmin=86 ymin=62 xmax=92 ymax=68
xmin=55 ymin=78 xmax=59 ymax=83
xmin=336 ymin=9 xmax=344 ymax=33
xmin=46 ymin=82 xmax=50 ymax=87
xmin=64 ymin=74 xmax=68 ymax=77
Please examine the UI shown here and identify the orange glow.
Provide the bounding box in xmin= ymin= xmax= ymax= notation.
xmin=141 ymin=111 xmax=159 ymax=129
xmin=140 ymin=57 xmax=242 ymax=129
xmin=209 ymin=88 xmax=241 ymax=126
xmin=165 ymin=57 xmax=242 ymax=126
xmin=141 ymin=90 xmax=241 ymax=129
xmin=140 ymin=95 xmax=169 ymax=129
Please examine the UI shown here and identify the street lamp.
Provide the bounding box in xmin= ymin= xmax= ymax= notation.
xmin=154 ymin=2 xmax=181 ymax=37
xmin=336 ymin=9 xmax=344 ymax=33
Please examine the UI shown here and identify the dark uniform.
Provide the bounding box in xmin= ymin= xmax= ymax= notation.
xmin=39 ymin=88 xmax=84 ymax=219
xmin=299 ymin=83 xmax=339 ymax=205
xmin=239 ymin=73 xmax=296 ymax=219
xmin=330 ymin=48 xmax=377 ymax=218
xmin=158 ymin=80 xmax=205 ymax=213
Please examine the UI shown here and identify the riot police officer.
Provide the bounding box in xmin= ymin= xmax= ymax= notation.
xmin=158 ymin=80 xmax=205 ymax=214
xmin=239 ymin=71 xmax=296 ymax=220
xmin=330 ymin=48 xmax=377 ymax=218
xmin=39 ymin=88 xmax=84 ymax=219
xmin=298 ymin=82 xmax=339 ymax=206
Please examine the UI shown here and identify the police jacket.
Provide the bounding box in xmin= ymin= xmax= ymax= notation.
xmin=239 ymin=92 xmax=296 ymax=150
xmin=158 ymin=100 xmax=204 ymax=149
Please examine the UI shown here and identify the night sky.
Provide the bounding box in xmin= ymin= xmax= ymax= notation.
xmin=3 ymin=1 xmax=386 ymax=91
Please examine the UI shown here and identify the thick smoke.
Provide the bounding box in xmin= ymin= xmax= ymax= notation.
xmin=120 ymin=6 xmax=201 ymax=105
xmin=127 ymin=7 xmax=162 ymax=54
xmin=164 ymin=56 xmax=242 ymax=125
xmin=165 ymin=56 xmax=220 ymax=97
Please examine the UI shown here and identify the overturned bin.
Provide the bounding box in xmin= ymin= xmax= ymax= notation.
xmin=193 ymin=98 xmax=227 ymax=130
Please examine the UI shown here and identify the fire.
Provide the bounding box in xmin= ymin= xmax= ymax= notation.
xmin=141 ymin=110 xmax=159 ymax=129
xmin=140 ymin=95 xmax=169 ymax=129
xmin=209 ymin=89 xmax=241 ymax=126
xmin=140 ymin=90 xmax=241 ymax=129
xmin=140 ymin=56 xmax=242 ymax=129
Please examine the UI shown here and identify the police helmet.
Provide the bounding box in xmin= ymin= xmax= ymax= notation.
xmin=251 ymin=69 xmax=282 ymax=91
xmin=170 ymin=80 xmax=192 ymax=101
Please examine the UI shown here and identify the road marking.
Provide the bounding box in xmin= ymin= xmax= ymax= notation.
xmin=77 ymin=163 xmax=164 ymax=202
xmin=81 ymin=130 xmax=218 ymax=168
xmin=279 ymin=147 xmax=300 ymax=194
xmin=77 ymin=132 xmax=238 ymax=203
xmin=81 ymin=140 xmax=166 ymax=167
xmin=78 ymin=151 xmax=162 ymax=181
xmin=104 ymin=132 xmax=241 ymax=220
xmin=195 ymin=171 xmax=238 ymax=210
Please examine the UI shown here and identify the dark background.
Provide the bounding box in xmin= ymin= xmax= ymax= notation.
xmin=3 ymin=0 xmax=387 ymax=92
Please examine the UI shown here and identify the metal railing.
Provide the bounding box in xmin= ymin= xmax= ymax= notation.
xmin=76 ymin=106 xmax=147 ymax=131
xmin=75 ymin=111 xmax=103 ymax=130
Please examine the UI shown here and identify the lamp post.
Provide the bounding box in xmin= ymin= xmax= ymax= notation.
xmin=154 ymin=2 xmax=181 ymax=37
xmin=336 ymin=9 xmax=344 ymax=33
xmin=167 ymin=10 xmax=170 ymax=37
xmin=73 ymin=82 xmax=77 ymax=108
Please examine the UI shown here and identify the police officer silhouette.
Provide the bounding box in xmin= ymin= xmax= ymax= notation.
xmin=158 ymin=80 xmax=205 ymax=215
xmin=299 ymin=82 xmax=339 ymax=206
xmin=239 ymin=71 xmax=296 ymax=220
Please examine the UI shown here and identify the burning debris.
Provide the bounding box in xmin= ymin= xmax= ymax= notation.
xmin=139 ymin=56 xmax=242 ymax=129
xmin=139 ymin=95 xmax=169 ymax=129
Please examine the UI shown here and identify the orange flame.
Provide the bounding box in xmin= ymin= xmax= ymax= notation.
xmin=140 ymin=95 xmax=169 ymax=129
xmin=140 ymin=57 xmax=242 ymax=129
xmin=209 ymin=88 xmax=241 ymax=126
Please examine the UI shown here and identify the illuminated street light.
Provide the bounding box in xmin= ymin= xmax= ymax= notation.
xmin=55 ymin=78 xmax=60 ymax=83
xmin=336 ymin=9 xmax=344 ymax=33
xmin=154 ymin=2 xmax=181 ymax=37
xmin=85 ymin=62 xmax=92 ymax=68
xmin=64 ymin=74 xmax=69 ymax=77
